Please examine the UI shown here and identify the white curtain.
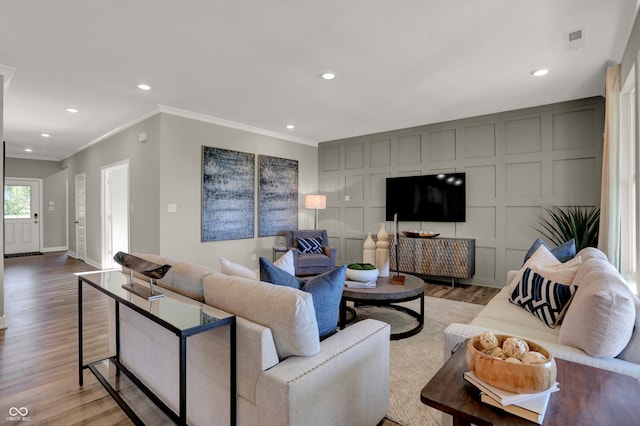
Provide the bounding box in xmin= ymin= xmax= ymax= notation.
xmin=598 ymin=64 xmax=621 ymax=268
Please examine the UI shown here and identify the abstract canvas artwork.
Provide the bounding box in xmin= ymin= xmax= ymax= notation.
xmin=258 ymin=155 xmax=298 ymax=237
xmin=202 ymin=146 xmax=255 ymax=241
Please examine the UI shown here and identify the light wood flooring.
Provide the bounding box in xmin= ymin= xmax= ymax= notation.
xmin=0 ymin=252 xmax=498 ymax=425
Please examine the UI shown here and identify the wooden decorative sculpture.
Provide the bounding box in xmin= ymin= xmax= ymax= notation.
xmin=113 ymin=251 xmax=171 ymax=300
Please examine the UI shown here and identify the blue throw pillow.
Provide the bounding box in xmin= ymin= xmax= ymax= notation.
xmin=297 ymin=237 xmax=323 ymax=254
xmin=523 ymin=238 xmax=576 ymax=264
xmin=300 ymin=265 xmax=346 ymax=338
xmin=509 ymin=268 xmax=577 ymax=328
xmin=259 ymin=257 xmax=301 ymax=289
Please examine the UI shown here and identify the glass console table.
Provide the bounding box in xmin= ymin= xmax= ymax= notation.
xmin=77 ymin=270 xmax=236 ymax=425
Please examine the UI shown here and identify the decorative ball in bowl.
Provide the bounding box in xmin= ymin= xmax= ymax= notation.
xmin=466 ymin=332 xmax=557 ymax=394
xmin=345 ymin=263 xmax=379 ymax=282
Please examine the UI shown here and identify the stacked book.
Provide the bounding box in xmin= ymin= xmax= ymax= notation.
xmin=463 ymin=371 xmax=559 ymax=424
xmin=345 ymin=280 xmax=376 ymax=288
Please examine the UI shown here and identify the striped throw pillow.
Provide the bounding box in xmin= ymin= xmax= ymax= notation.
xmin=509 ymin=267 xmax=577 ymax=328
xmin=297 ymin=237 xmax=323 ymax=254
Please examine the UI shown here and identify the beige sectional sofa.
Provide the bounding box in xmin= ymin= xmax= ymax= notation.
xmin=444 ymin=246 xmax=640 ymax=378
xmin=118 ymin=253 xmax=391 ymax=425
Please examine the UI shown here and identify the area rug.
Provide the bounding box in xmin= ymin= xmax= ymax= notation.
xmin=351 ymin=296 xmax=484 ymax=426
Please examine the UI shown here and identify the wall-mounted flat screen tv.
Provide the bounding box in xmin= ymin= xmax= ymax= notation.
xmin=385 ymin=173 xmax=466 ymax=222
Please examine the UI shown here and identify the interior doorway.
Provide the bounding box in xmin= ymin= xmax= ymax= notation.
xmin=4 ymin=178 xmax=41 ymax=254
xmin=101 ymin=161 xmax=129 ymax=269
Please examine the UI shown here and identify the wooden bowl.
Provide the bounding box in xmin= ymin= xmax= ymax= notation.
xmin=466 ymin=334 xmax=557 ymax=394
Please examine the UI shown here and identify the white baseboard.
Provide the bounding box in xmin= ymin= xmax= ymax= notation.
xmin=0 ymin=315 xmax=7 ymax=330
xmin=66 ymin=251 xmax=102 ymax=269
xmin=85 ymin=258 xmax=102 ymax=269
xmin=42 ymin=246 xmax=68 ymax=253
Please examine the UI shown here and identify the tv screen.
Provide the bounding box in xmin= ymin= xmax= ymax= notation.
xmin=385 ymin=173 xmax=466 ymax=222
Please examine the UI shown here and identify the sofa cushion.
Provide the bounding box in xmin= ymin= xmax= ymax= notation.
xmin=575 ymin=247 xmax=609 ymax=262
xmin=259 ymin=257 xmax=301 ymax=288
xmin=508 ymin=245 xmax=582 ymax=292
xmin=617 ymin=295 xmax=640 ymax=363
xmin=300 ymin=265 xmax=346 ymax=338
xmin=524 ymin=237 xmax=576 ymax=263
xmin=297 ymin=237 xmax=323 ymax=254
xmin=559 ymin=258 xmax=636 ymax=357
xmin=203 ymin=273 xmax=320 ymax=359
xmin=130 ymin=253 xmax=212 ymax=302
xmin=220 ymin=257 xmax=259 ymax=280
xmin=509 ymin=268 xmax=577 ymax=328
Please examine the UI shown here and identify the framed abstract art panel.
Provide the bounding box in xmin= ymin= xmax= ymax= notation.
xmin=258 ymin=155 xmax=298 ymax=237
xmin=201 ymin=146 xmax=255 ymax=241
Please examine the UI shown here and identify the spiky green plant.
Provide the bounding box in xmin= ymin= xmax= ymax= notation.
xmin=535 ymin=205 xmax=600 ymax=252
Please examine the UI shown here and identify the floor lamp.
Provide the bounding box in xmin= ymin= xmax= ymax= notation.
xmin=305 ymin=194 xmax=326 ymax=230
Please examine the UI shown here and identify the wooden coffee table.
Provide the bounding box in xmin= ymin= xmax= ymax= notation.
xmin=420 ymin=340 xmax=640 ymax=425
xmin=339 ymin=274 xmax=425 ymax=340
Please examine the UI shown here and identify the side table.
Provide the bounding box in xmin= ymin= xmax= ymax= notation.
xmin=78 ymin=270 xmax=236 ymax=425
xmin=420 ymin=340 xmax=640 ymax=425
xmin=273 ymin=246 xmax=287 ymax=261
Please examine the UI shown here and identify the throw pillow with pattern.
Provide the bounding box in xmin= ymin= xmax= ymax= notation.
xmin=509 ymin=267 xmax=577 ymax=328
xmin=297 ymin=237 xmax=323 ymax=254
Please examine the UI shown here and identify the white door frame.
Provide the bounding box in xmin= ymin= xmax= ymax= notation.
xmin=4 ymin=177 xmax=42 ymax=254
xmin=101 ymin=160 xmax=130 ymax=269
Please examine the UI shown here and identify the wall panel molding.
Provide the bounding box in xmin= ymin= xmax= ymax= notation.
xmin=318 ymin=97 xmax=604 ymax=286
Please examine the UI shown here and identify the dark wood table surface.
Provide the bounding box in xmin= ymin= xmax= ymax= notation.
xmin=421 ymin=340 xmax=640 ymax=425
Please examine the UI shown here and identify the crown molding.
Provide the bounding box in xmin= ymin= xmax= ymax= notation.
xmin=0 ymin=63 xmax=16 ymax=94
xmin=157 ymin=105 xmax=317 ymax=146
xmin=63 ymin=104 xmax=317 ymax=160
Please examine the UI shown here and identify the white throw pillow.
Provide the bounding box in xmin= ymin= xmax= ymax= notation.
xmin=507 ymin=245 xmax=581 ymax=292
xmin=273 ymin=250 xmax=295 ymax=276
xmin=219 ymin=257 xmax=259 ymax=280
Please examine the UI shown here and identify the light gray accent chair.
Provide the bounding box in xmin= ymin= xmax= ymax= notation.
xmin=285 ymin=229 xmax=337 ymax=276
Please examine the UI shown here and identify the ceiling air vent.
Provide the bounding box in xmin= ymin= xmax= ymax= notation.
xmin=564 ymin=27 xmax=586 ymax=50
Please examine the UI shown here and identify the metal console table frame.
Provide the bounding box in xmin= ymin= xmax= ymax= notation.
xmin=77 ymin=270 xmax=236 ymax=425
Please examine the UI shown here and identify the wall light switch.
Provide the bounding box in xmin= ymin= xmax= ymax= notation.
xmin=345 ymin=195 xmax=350 ymax=201
xmin=168 ymin=203 xmax=177 ymax=213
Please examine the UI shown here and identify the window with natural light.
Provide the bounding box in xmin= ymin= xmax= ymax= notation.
xmin=4 ymin=185 xmax=32 ymax=219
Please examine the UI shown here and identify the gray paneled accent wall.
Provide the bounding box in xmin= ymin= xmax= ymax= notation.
xmin=318 ymin=97 xmax=604 ymax=287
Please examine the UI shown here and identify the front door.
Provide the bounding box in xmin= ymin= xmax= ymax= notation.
xmin=4 ymin=178 xmax=41 ymax=254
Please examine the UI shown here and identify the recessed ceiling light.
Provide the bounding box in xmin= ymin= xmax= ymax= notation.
xmin=530 ymin=69 xmax=549 ymax=77
xmin=66 ymin=108 xmax=79 ymax=113
xmin=24 ymin=148 xmax=33 ymax=152
xmin=138 ymin=84 xmax=151 ymax=90
xmin=286 ymin=124 xmax=295 ymax=130
xmin=40 ymin=133 xmax=50 ymax=138
xmin=322 ymin=72 xmax=336 ymax=80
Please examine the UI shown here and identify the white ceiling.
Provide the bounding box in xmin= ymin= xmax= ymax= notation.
xmin=1 ymin=1 xmax=638 ymax=161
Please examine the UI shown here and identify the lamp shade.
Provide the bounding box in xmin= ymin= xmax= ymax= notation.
xmin=305 ymin=194 xmax=326 ymax=209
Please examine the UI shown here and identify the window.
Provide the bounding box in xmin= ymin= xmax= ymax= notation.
xmin=4 ymin=185 xmax=32 ymax=219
